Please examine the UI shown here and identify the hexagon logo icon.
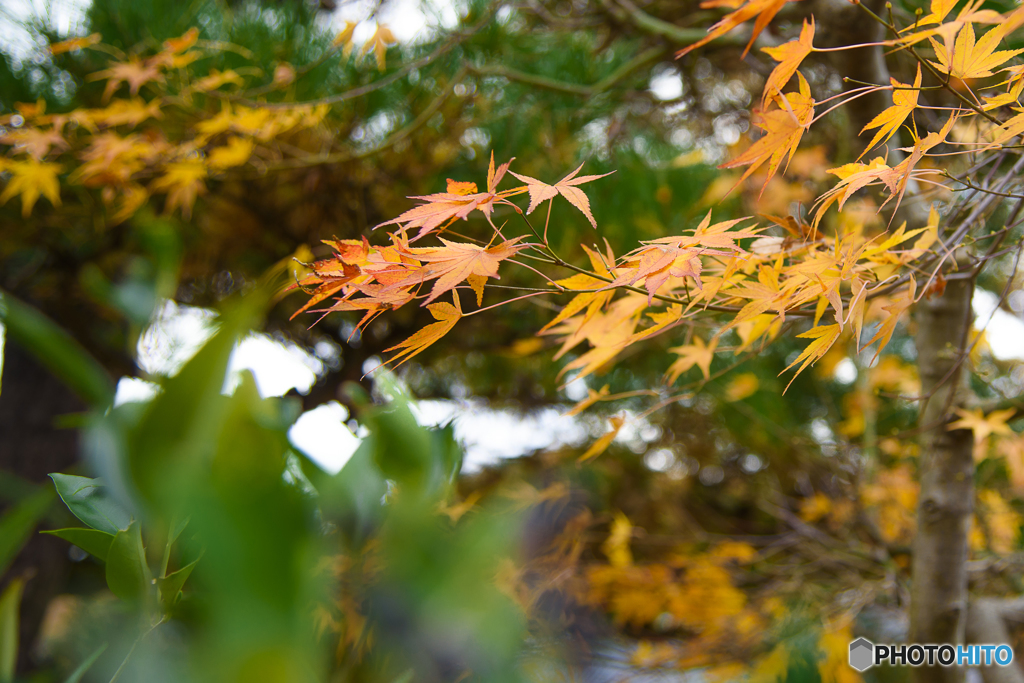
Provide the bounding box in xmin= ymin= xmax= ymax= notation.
xmin=849 ymin=638 xmax=874 ymax=672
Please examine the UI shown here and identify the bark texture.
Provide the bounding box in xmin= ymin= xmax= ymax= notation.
xmin=966 ymin=598 xmax=1024 ymax=683
xmin=910 ymin=272 xmax=975 ymax=683
xmin=0 ymin=340 xmax=80 ymax=673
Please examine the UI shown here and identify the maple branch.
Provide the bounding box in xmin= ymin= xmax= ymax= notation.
xmin=596 ymin=0 xmax=748 ymax=47
xmin=467 ymin=45 xmax=668 ymax=98
xmin=256 ymin=65 xmax=470 ymax=171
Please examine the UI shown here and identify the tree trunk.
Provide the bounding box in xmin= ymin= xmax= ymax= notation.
xmin=910 ymin=272 xmax=975 ymax=683
xmin=0 ymin=339 xmax=80 ymax=674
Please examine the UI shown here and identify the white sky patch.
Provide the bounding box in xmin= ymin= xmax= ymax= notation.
xmin=413 ymin=400 xmax=590 ymax=471
xmin=289 ymin=401 xmax=359 ymax=474
xmin=114 ymin=376 xmax=159 ymax=405
xmin=0 ymin=0 xmax=89 ymax=58
xmin=649 ymin=67 xmax=683 ymax=101
xmin=973 ymin=288 xmax=1024 ymax=361
xmin=226 ymin=334 xmax=323 ymax=397
xmin=329 ymin=0 xmax=459 ymax=45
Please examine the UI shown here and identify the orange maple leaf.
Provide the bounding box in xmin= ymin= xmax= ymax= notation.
xmin=383 ymin=293 xmax=463 ymax=368
xmin=760 ymin=19 xmax=814 ymax=108
xmin=377 ymin=153 xmax=517 ymax=240
xmin=721 ymin=72 xmax=814 ymax=192
xmin=677 ymin=0 xmax=800 ymax=59
xmin=508 ymin=162 xmax=614 ymax=228
xmin=579 ymin=416 xmax=626 ymax=462
xmin=859 ymin=65 xmax=922 ymax=159
xmin=397 ymin=236 xmax=529 ymax=305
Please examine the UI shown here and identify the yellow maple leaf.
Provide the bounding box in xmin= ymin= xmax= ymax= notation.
xmin=666 ymin=335 xmax=718 ymax=384
xmin=929 ymin=22 xmax=1024 ymax=80
xmin=579 ymin=415 xmax=625 ymax=462
xmin=383 ymin=292 xmax=463 ymax=368
xmin=724 ymin=372 xmax=759 ymax=401
xmin=602 ymin=510 xmax=633 ymax=567
xmin=150 ymin=160 xmax=207 ymax=218
xmin=49 ymin=33 xmax=101 ymax=55
xmin=0 ymin=159 xmax=62 ymax=216
xmin=207 ymin=136 xmax=254 ymax=170
xmin=859 ymin=65 xmax=922 ymax=159
xmin=781 ymin=323 xmax=842 ymax=392
xmin=863 ymin=276 xmax=916 ymax=360
xmin=948 ymin=407 xmax=1016 ymax=445
xmin=566 ymin=384 xmax=610 ymax=417
xmin=761 ymin=19 xmax=814 ymax=108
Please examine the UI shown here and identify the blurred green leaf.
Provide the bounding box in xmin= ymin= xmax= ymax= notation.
xmin=41 ymin=527 xmax=116 ymax=562
xmin=127 ymin=288 xmax=270 ymax=511
xmin=49 ymin=474 xmax=131 ymax=535
xmin=0 ymin=290 xmax=114 ymax=408
xmin=157 ymin=557 xmax=198 ymax=612
xmin=63 ymin=643 xmax=107 ymax=683
xmin=105 ymin=521 xmax=152 ymax=603
xmin=0 ymin=578 xmax=23 ymax=683
xmin=0 ymin=487 xmax=53 ymax=576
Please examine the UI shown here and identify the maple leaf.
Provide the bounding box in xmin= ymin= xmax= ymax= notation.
xmin=897 ymin=0 xmax=1003 ymax=46
xmin=721 ymin=72 xmax=814 ymax=192
xmin=666 ymin=335 xmax=718 ymax=384
xmin=509 ymin=162 xmax=614 ymax=228
xmin=761 ymin=19 xmax=814 ymax=108
xmin=948 ymin=408 xmax=1016 ymax=445
xmin=780 ymin=323 xmax=842 ymax=392
xmin=397 ymin=236 xmax=529 ymax=305
xmin=362 ymin=24 xmax=396 ymax=71
xmin=377 ymin=155 xmax=517 ymax=240
xmin=0 ymin=159 xmax=62 ymax=216
xmin=383 ymin=293 xmax=463 ymax=368
xmin=49 ymin=33 xmax=101 ymax=55
xmin=207 ymin=136 xmax=255 ymax=170
xmin=193 ymin=69 xmax=245 ymax=93
xmin=89 ymin=57 xmax=164 ymax=101
xmin=1 ymin=127 xmax=67 ymax=160
xmin=677 ymin=0 xmax=800 ymax=58
xmin=579 ymin=416 xmax=625 ymax=462
xmin=861 ymin=277 xmax=916 ymax=362
xmin=334 ymin=20 xmax=358 ymax=58
xmin=929 ymin=23 xmax=1024 ymax=81
xmin=566 ymin=384 xmax=611 ymax=417
xmin=859 ymin=65 xmax=922 ymax=159
xmin=150 ymin=160 xmax=207 ymax=219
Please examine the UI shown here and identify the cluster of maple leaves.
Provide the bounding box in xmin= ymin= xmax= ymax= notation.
xmin=7 ymin=1 xmax=1024 ymax=676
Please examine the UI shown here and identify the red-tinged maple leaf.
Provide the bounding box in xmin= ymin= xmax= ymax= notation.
xmin=666 ymin=335 xmax=718 ymax=384
xmin=859 ymin=65 xmax=922 ymax=159
xmin=396 ymin=236 xmax=529 ymax=305
xmin=721 ymin=72 xmax=814 ymax=193
xmin=863 ymin=276 xmax=916 ymax=360
xmin=508 ymin=162 xmax=614 ymax=228
xmin=0 ymin=127 xmax=67 ymax=160
xmin=383 ymin=293 xmax=463 ymax=368
xmin=376 ymin=154 xmax=518 ymax=240
xmin=761 ymin=19 xmax=815 ymax=108
xmin=929 ymin=22 xmax=1024 ymax=81
xmin=677 ymin=0 xmax=800 ymax=59
xmin=780 ymin=323 xmax=842 ymax=392
xmin=647 ymin=212 xmax=761 ymax=252
xmin=89 ymin=57 xmax=165 ymax=101
xmin=289 ymin=262 xmax=362 ymax=320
